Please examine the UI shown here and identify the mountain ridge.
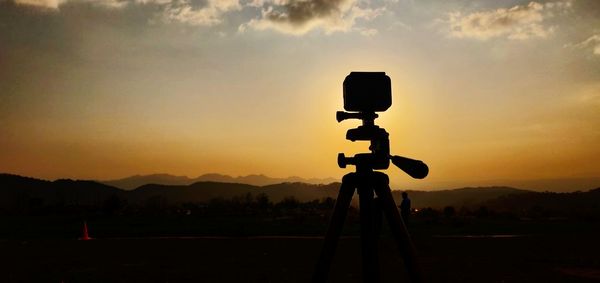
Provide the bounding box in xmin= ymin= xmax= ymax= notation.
xmin=2 ymin=173 xmax=599 ymax=214
xmin=100 ymin=173 xmax=339 ymax=190
xmin=0 ymin=173 xmax=534 ymax=208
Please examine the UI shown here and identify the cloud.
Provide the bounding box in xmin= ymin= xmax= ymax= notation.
xmin=569 ymin=34 xmax=600 ymax=56
xmin=9 ymin=0 xmax=385 ymax=33
xmin=13 ymin=0 xmax=129 ymax=9
xmin=444 ymin=1 xmax=572 ymax=41
xmin=13 ymin=0 xmax=63 ymax=8
xmin=359 ymin=27 xmax=377 ymax=36
xmin=239 ymin=0 xmax=384 ymax=35
xmin=161 ymin=0 xmax=241 ymax=26
xmin=10 ymin=0 xmax=242 ymax=26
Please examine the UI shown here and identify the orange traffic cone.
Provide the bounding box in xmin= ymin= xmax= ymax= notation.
xmin=80 ymin=221 xmax=92 ymax=240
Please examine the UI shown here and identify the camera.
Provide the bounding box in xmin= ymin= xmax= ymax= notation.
xmin=337 ymin=71 xmax=428 ymax=178
xmin=343 ymin=72 xmax=392 ymax=112
xmin=314 ymin=71 xmax=427 ymax=283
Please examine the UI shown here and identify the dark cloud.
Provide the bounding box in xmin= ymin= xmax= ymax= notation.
xmin=265 ymin=0 xmax=348 ymax=26
xmin=240 ymin=0 xmax=383 ymax=35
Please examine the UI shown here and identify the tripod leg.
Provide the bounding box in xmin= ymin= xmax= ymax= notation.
xmin=372 ymin=173 xmax=423 ymax=283
xmin=358 ymin=179 xmax=380 ymax=283
xmin=373 ymin=197 xmax=383 ymax=242
xmin=312 ymin=173 xmax=357 ymax=283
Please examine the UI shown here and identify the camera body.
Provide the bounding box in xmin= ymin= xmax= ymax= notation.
xmin=339 ymin=72 xmax=392 ymax=170
xmin=343 ymin=72 xmax=392 ymax=112
xmin=338 ymin=71 xmax=428 ymax=178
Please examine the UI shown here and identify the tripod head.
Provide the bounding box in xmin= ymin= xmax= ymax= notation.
xmin=337 ymin=72 xmax=429 ymax=179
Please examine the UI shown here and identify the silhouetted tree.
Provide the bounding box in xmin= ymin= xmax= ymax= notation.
xmin=278 ymin=196 xmax=300 ymax=213
xmin=208 ymin=197 xmax=229 ymax=215
xmin=443 ymin=206 xmax=456 ymax=218
xmin=321 ymin=197 xmax=335 ymax=209
xmin=474 ymin=206 xmax=490 ymax=218
xmin=27 ymin=197 xmax=45 ymax=215
xmin=255 ymin=193 xmax=272 ymax=211
xmin=103 ymin=194 xmax=126 ymax=215
xmin=143 ymin=195 xmax=168 ymax=215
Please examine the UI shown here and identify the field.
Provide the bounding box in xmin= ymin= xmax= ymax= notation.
xmin=1 ymin=216 xmax=599 ymax=282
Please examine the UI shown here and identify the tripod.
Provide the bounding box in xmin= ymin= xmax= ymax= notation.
xmin=312 ymin=167 xmax=422 ymax=283
xmin=313 ymin=72 xmax=428 ymax=282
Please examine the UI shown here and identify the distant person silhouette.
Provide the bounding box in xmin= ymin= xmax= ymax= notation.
xmin=400 ymin=192 xmax=411 ymax=224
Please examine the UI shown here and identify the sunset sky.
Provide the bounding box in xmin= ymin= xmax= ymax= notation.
xmin=1 ymin=0 xmax=599 ymax=191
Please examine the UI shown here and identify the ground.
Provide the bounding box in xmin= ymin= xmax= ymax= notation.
xmin=1 ymin=232 xmax=599 ymax=282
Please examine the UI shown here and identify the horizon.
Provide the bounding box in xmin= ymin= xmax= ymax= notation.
xmin=1 ymin=0 xmax=599 ymax=192
xmin=3 ymin=170 xmax=599 ymax=192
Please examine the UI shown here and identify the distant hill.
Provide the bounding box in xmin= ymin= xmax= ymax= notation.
xmin=0 ymin=174 xmax=340 ymax=209
xmin=110 ymin=182 xmax=535 ymax=207
xmin=128 ymin=182 xmax=340 ymax=203
xmin=100 ymin=173 xmax=339 ymax=190
xmin=101 ymin=174 xmax=197 ymax=190
xmin=0 ymin=173 xmax=531 ymax=210
xmin=473 ymin=177 xmax=600 ymax=193
xmin=482 ymin=188 xmax=600 ymax=216
xmin=3 ymin=173 xmax=599 ymax=216
xmin=0 ymin=173 xmax=123 ymax=211
xmin=394 ymin=187 xmax=531 ymax=209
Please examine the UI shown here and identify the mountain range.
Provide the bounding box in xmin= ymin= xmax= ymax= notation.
xmin=2 ymin=173 xmax=599 ymax=215
xmin=101 ymin=173 xmax=600 ymax=193
xmin=100 ymin=173 xmax=339 ymax=190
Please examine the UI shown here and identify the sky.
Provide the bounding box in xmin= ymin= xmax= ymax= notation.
xmin=1 ymin=0 xmax=599 ymax=191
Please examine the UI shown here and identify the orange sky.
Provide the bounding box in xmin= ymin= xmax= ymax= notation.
xmin=1 ymin=0 xmax=599 ymax=191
